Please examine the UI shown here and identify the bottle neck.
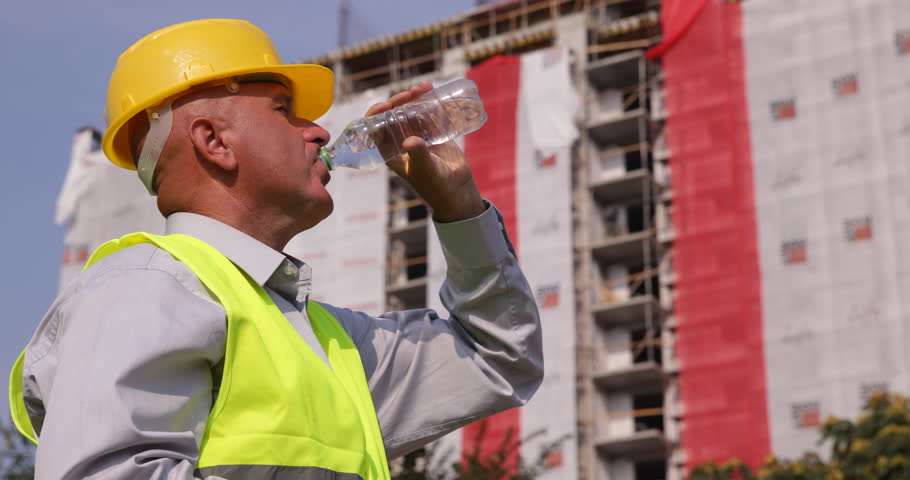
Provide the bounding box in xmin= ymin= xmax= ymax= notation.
xmin=319 ymin=147 xmax=335 ymax=171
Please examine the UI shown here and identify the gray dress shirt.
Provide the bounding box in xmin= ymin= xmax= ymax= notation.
xmin=20 ymin=203 xmax=544 ymax=480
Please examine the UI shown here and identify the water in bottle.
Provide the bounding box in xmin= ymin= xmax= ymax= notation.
xmin=319 ymin=79 xmax=488 ymax=170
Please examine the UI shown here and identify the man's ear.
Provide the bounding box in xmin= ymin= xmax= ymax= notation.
xmin=188 ymin=117 xmax=237 ymax=171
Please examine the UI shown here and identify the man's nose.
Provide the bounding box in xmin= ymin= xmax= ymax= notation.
xmin=300 ymin=120 xmax=330 ymax=147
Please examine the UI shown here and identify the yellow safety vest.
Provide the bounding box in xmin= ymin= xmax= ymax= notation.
xmin=9 ymin=232 xmax=391 ymax=480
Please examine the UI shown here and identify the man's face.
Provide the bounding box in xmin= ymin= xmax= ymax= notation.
xmin=229 ymin=82 xmax=333 ymax=231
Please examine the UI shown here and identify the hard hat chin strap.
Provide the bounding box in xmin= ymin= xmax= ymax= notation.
xmin=136 ymin=79 xmax=240 ymax=196
xmin=137 ymin=102 xmax=173 ymax=196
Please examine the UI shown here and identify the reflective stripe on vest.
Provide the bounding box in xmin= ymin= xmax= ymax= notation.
xmin=197 ymin=464 xmax=365 ymax=479
xmin=9 ymin=232 xmax=390 ymax=480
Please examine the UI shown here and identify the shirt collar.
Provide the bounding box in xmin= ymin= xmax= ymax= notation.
xmin=164 ymin=212 xmax=301 ymax=291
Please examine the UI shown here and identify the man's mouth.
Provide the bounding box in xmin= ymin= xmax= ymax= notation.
xmin=312 ymin=152 xmax=331 ymax=186
xmin=319 ymin=160 xmax=331 ymax=186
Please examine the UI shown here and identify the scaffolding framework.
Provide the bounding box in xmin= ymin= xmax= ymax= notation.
xmin=302 ymin=1 xmax=676 ymax=479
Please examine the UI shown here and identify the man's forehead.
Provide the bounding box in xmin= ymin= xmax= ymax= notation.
xmin=238 ymin=79 xmax=291 ymax=100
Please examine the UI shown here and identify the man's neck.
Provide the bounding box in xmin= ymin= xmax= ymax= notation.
xmin=159 ymin=182 xmax=302 ymax=252
xmin=177 ymin=206 xmax=298 ymax=252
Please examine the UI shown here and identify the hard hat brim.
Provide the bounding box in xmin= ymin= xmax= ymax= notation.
xmin=102 ymin=63 xmax=334 ymax=170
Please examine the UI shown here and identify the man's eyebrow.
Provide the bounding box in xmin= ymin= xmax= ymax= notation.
xmin=272 ymin=93 xmax=292 ymax=104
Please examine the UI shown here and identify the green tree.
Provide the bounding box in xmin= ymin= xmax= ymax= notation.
xmin=688 ymin=392 xmax=910 ymax=480
xmin=0 ymin=416 xmax=34 ymax=480
xmin=392 ymin=421 xmax=570 ymax=480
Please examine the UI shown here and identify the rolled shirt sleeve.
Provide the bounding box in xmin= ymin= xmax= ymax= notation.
xmin=326 ymin=203 xmax=545 ymax=458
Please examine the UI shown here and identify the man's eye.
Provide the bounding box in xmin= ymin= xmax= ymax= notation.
xmin=276 ymin=106 xmax=290 ymax=114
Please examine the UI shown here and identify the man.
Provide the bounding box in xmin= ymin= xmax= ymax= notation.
xmin=9 ymin=18 xmax=543 ymax=480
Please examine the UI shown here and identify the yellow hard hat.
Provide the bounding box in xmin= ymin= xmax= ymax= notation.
xmin=102 ymin=18 xmax=334 ymax=170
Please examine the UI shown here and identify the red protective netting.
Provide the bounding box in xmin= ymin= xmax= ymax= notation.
xmin=660 ymin=0 xmax=771 ymax=471
xmin=462 ymin=54 xmax=522 ymax=470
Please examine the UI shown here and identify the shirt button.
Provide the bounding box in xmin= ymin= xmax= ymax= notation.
xmin=284 ymin=264 xmax=295 ymax=276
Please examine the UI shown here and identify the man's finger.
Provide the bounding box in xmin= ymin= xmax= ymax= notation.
xmin=387 ymin=90 xmax=415 ymax=106
xmin=365 ymin=81 xmax=434 ymax=117
xmin=402 ymin=136 xmax=434 ymax=177
xmin=409 ymin=81 xmax=433 ymax=98
xmin=428 ymin=141 xmax=463 ymax=169
xmin=364 ymin=101 xmax=391 ymax=117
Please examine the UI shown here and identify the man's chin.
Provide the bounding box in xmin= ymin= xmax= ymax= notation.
xmin=299 ymin=196 xmax=334 ymax=232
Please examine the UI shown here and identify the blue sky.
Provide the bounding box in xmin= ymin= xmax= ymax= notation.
xmin=0 ymin=0 xmax=474 ymax=418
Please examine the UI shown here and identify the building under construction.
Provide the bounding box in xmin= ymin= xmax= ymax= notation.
xmin=57 ymin=0 xmax=910 ymax=479
xmin=303 ymin=1 xmax=676 ymax=479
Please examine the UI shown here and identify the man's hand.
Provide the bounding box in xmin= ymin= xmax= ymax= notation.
xmin=364 ymin=81 xmax=486 ymax=223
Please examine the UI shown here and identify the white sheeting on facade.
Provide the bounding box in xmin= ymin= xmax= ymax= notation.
xmin=57 ymin=128 xmax=164 ymax=290
xmin=516 ymin=47 xmax=579 ymax=480
xmin=427 ymin=48 xmax=579 ymax=478
xmin=744 ymin=0 xmax=910 ymax=457
xmin=285 ymin=88 xmax=389 ymax=313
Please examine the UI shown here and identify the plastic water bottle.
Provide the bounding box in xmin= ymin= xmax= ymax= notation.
xmin=319 ymin=79 xmax=488 ymax=170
